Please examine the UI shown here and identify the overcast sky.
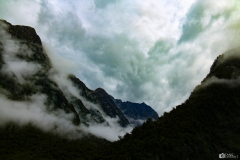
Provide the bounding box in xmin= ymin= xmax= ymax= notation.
xmin=1 ymin=0 xmax=240 ymax=115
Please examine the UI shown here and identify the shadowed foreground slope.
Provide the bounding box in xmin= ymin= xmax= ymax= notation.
xmin=0 ymin=123 xmax=109 ymax=160
xmin=1 ymin=20 xmax=240 ymax=160
xmin=95 ymin=49 xmax=240 ymax=160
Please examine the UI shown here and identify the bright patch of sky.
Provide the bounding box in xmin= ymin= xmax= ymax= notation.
xmin=1 ymin=0 xmax=240 ymax=114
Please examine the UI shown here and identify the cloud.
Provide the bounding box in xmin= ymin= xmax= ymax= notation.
xmin=32 ymin=0 xmax=196 ymax=114
xmin=0 ymin=93 xmax=84 ymax=138
xmin=94 ymin=0 xmax=118 ymax=9
xmin=43 ymin=42 xmax=80 ymax=74
xmin=0 ymin=22 xmax=42 ymax=84
xmin=217 ymin=47 xmax=240 ymax=63
xmin=2 ymin=60 xmax=42 ymax=83
xmin=195 ymin=76 xmax=240 ymax=91
xmin=81 ymin=116 xmax=133 ymax=141
xmin=1 ymin=0 xmax=240 ymax=116
xmin=0 ymin=0 xmax=41 ymax=26
xmin=0 ymin=22 xmax=132 ymax=141
xmin=0 ymin=23 xmax=82 ymax=138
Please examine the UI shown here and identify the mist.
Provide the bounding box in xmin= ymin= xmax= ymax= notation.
xmin=1 ymin=0 xmax=240 ymax=141
xmin=1 ymin=0 xmax=240 ymax=114
xmin=0 ymin=21 xmax=132 ymax=141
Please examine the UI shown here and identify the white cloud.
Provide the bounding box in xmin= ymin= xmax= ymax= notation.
xmin=0 ymin=24 xmax=132 ymax=141
xmin=195 ymin=76 xmax=240 ymax=91
xmin=0 ymin=23 xmax=42 ymax=83
xmin=0 ymin=93 xmax=84 ymax=138
xmin=0 ymin=0 xmax=41 ymax=26
xmin=81 ymin=116 xmax=133 ymax=141
xmin=2 ymin=60 xmax=42 ymax=82
xmin=43 ymin=42 xmax=80 ymax=74
xmin=1 ymin=0 xmax=240 ymax=116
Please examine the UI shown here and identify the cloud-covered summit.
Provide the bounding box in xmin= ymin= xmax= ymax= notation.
xmin=0 ymin=20 xmax=134 ymax=141
xmin=1 ymin=0 xmax=240 ymax=114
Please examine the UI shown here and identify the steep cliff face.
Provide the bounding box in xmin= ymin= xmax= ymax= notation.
xmin=114 ymin=99 xmax=158 ymax=126
xmin=1 ymin=20 xmax=240 ymax=160
xmin=95 ymin=49 xmax=240 ymax=159
xmin=0 ymin=20 xmax=132 ymax=128
xmin=68 ymin=75 xmax=129 ymax=127
xmin=0 ymin=20 xmax=80 ymax=125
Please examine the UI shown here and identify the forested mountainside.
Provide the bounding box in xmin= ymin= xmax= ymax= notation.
xmin=0 ymin=19 xmax=81 ymax=125
xmin=1 ymin=20 xmax=240 ymax=160
xmin=0 ymin=19 xmax=126 ymax=127
xmin=68 ymin=74 xmax=129 ymax=127
xmin=0 ymin=19 xmax=157 ymax=130
xmin=95 ymin=48 xmax=240 ymax=160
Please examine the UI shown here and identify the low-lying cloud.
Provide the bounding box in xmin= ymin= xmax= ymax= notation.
xmin=0 ymin=23 xmax=81 ymax=138
xmin=0 ymin=23 xmax=132 ymax=141
xmin=0 ymin=93 xmax=83 ymax=138
xmin=82 ymin=116 xmax=133 ymax=142
xmin=1 ymin=0 xmax=240 ymax=116
xmin=46 ymin=50 xmax=134 ymax=141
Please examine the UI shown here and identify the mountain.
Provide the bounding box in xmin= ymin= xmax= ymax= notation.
xmin=0 ymin=19 xmax=81 ymax=124
xmin=0 ymin=19 xmax=129 ymax=128
xmin=114 ymin=99 xmax=159 ymax=126
xmin=0 ymin=19 xmax=159 ymax=130
xmin=1 ymin=20 xmax=240 ymax=160
xmin=68 ymin=74 xmax=129 ymax=127
xmin=95 ymin=48 xmax=240 ymax=159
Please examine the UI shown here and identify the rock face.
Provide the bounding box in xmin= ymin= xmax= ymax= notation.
xmin=114 ymin=99 xmax=159 ymax=126
xmin=2 ymin=20 xmax=240 ymax=160
xmin=0 ymin=19 xmax=161 ymax=130
xmin=1 ymin=20 xmax=161 ymax=128
xmin=95 ymin=48 xmax=240 ymax=159
xmin=0 ymin=19 xmax=80 ymax=125
xmin=68 ymin=75 xmax=129 ymax=127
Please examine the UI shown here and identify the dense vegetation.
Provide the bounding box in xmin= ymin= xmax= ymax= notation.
xmin=95 ymin=55 xmax=240 ymax=160
xmin=0 ymin=19 xmax=132 ymax=128
xmin=97 ymin=82 xmax=240 ymax=159
xmin=0 ymin=123 xmax=109 ymax=160
xmin=1 ymin=77 xmax=240 ymax=159
xmin=1 ymin=20 xmax=240 ymax=160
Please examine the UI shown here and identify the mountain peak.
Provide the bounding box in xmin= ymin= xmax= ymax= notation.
xmin=0 ymin=19 xmax=42 ymax=45
xmin=114 ymin=99 xmax=159 ymax=126
xmin=94 ymin=87 xmax=107 ymax=94
xmin=96 ymin=49 xmax=240 ymax=158
xmin=205 ymin=48 xmax=240 ymax=81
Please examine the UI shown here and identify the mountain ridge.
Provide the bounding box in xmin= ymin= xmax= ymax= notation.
xmin=95 ymin=48 xmax=240 ymax=159
xmin=0 ymin=19 xmax=157 ymax=130
xmin=1 ymin=20 xmax=239 ymax=159
xmin=114 ymin=99 xmax=159 ymax=126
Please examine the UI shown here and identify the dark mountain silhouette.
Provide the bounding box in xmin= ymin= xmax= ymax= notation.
xmin=114 ymin=99 xmax=159 ymax=126
xmin=1 ymin=20 xmax=239 ymax=160
xmin=0 ymin=19 xmax=81 ymax=124
xmin=0 ymin=19 xmax=158 ymax=128
xmin=95 ymin=48 xmax=240 ymax=159
xmin=0 ymin=19 xmax=159 ymax=128
xmin=68 ymin=74 xmax=129 ymax=127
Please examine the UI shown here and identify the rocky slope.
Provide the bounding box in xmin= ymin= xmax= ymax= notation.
xmin=114 ymin=99 xmax=159 ymax=126
xmin=95 ymin=48 xmax=240 ymax=159
xmin=1 ymin=20 xmax=240 ymax=160
xmin=2 ymin=44 xmax=240 ymax=160
xmin=0 ymin=19 xmax=158 ymax=129
xmin=0 ymin=19 xmax=81 ymax=124
xmin=68 ymin=74 xmax=129 ymax=127
xmin=0 ymin=19 xmax=128 ymax=127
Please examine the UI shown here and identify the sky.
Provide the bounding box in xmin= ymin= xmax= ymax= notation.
xmin=1 ymin=0 xmax=240 ymax=115
xmin=0 ymin=22 xmax=133 ymax=141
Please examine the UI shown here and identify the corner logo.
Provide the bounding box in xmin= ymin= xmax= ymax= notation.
xmin=219 ymin=153 xmax=238 ymax=159
xmin=219 ymin=153 xmax=226 ymax=158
